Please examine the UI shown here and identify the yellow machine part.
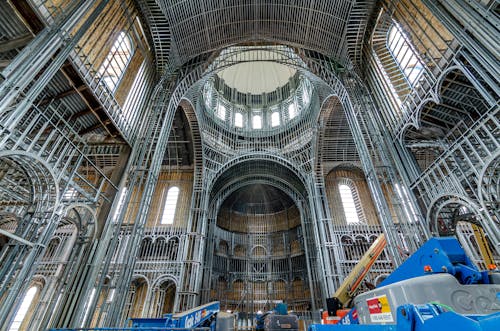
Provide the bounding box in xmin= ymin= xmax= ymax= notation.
xmin=471 ymin=224 xmax=495 ymax=267
xmin=333 ymin=233 xmax=387 ymax=306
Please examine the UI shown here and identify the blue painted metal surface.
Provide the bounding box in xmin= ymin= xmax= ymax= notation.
xmin=128 ymin=317 xmax=172 ymax=327
xmin=308 ymin=304 xmax=500 ymax=331
xmin=49 ymin=301 xmax=220 ymax=331
xmin=49 ymin=328 xmax=211 ymax=330
xmin=309 ymin=324 xmax=396 ymax=330
xmin=309 ymin=237 xmax=500 ymax=330
xmin=130 ymin=301 xmax=220 ymax=330
xmin=378 ymin=237 xmax=489 ymax=287
xmin=255 ymin=303 xmax=290 ymax=331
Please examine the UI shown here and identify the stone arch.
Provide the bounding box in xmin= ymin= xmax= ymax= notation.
xmin=230 ymin=279 xmax=245 ymax=302
xmin=291 ymin=277 xmax=305 ymax=300
xmin=340 ymin=235 xmax=354 ymax=245
xmin=209 ymin=154 xmax=310 ymax=196
xmin=251 ymin=245 xmax=267 ymax=257
xmin=325 ymin=166 xmax=378 ymax=226
xmin=216 ymin=275 xmax=228 ymax=292
xmin=206 ymin=158 xmax=311 ymax=231
xmin=419 ymin=68 xmax=489 ymax=140
xmin=161 ymin=44 xmax=399 ymax=313
xmin=209 ymin=275 xmax=228 ymax=302
xmin=148 ymin=46 xmax=351 ymax=178
xmin=0 ymin=153 xmax=60 ymax=313
xmin=10 ymin=276 xmax=46 ymax=331
xmin=125 ymin=275 xmax=149 ymax=319
xmin=273 ymin=279 xmax=287 ymax=301
xmin=151 ymin=277 xmax=177 ymax=317
xmin=218 ymin=240 xmax=229 ymax=255
xmin=234 ymin=244 xmax=246 ymax=257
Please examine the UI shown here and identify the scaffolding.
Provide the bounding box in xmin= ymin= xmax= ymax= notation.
xmin=0 ymin=0 xmax=498 ymax=330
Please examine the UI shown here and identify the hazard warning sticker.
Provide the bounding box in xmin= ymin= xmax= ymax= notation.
xmin=366 ymin=295 xmax=393 ymax=323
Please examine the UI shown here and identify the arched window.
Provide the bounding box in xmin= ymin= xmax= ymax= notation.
xmin=302 ymin=86 xmax=310 ymax=105
xmin=288 ymin=102 xmax=297 ymax=119
xmin=387 ymin=24 xmax=423 ymax=86
xmin=161 ymin=187 xmax=179 ymax=225
xmin=216 ymin=103 xmax=226 ymax=120
xmin=271 ymin=111 xmax=280 ymax=127
xmin=9 ymin=286 xmax=38 ymax=331
xmin=372 ymin=17 xmax=427 ymax=112
xmin=339 ymin=184 xmax=361 ymax=224
xmin=99 ymin=31 xmax=133 ymax=91
xmin=252 ymin=115 xmax=262 ymax=129
xmin=234 ymin=113 xmax=243 ymax=127
xmin=204 ymin=85 xmax=213 ymax=109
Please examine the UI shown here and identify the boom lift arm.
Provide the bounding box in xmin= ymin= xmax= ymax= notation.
xmin=327 ymin=234 xmax=386 ymax=317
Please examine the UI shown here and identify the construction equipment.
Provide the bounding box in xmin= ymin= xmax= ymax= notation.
xmin=471 ymin=224 xmax=496 ymax=268
xmin=49 ymin=301 xmax=222 ymax=331
xmin=324 ymin=234 xmax=386 ymax=323
xmin=311 ymin=237 xmax=500 ymax=330
xmin=129 ymin=301 xmax=221 ymax=330
xmin=255 ymin=303 xmax=298 ymax=331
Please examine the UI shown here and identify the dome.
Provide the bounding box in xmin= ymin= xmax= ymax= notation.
xmin=216 ymin=184 xmax=300 ymax=234
xmin=202 ymin=47 xmax=314 ymax=133
xmin=221 ymin=184 xmax=294 ymax=214
xmin=217 ymin=60 xmax=296 ymax=94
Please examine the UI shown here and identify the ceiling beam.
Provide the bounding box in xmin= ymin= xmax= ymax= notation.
xmin=0 ymin=34 xmax=33 ymax=52
xmin=59 ymin=66 xmax=116 ymax=138
xmin=37 ymin=85 xmax=87 ymax=106
xmin=0 ymin=60 xmax=11 ymax=69
xmin=79 ymin=119 xmax=112 ymax=135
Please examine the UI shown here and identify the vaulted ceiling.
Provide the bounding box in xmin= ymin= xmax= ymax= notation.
xmin=132 ymin=0 xmax=380 ymax=169
xmin=135 ymin=0 xmax=379 ymax=71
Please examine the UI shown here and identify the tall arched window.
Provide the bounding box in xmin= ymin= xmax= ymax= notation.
xmin=387 ymin=24 xmax=423 ymax=86
xmin=216 ymin=103 xmax=226 ymax=120
xmin=338 ymin=184 xmax=361 ymax=224
xmin=234 ymin=113 xmax=243 ymax=127
xmin=288 ymin=102 xmax=297 ymax=119
xmin=9 ymin=286 xmax=38 ymax=331
xmin=252 ymin=115 xmax=262 ymax=129
xmin=99 ymin=31 xmax=133 ymax=91
xmin=372 ymin=17 xmax=427 ymax=111
xmin=161 ymin=186 xmax=179 ymax=225
xmin=302 ymin=86 xmax=310 ymax=105
xmin=271 ymin=111 xmax=280 ymax=127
